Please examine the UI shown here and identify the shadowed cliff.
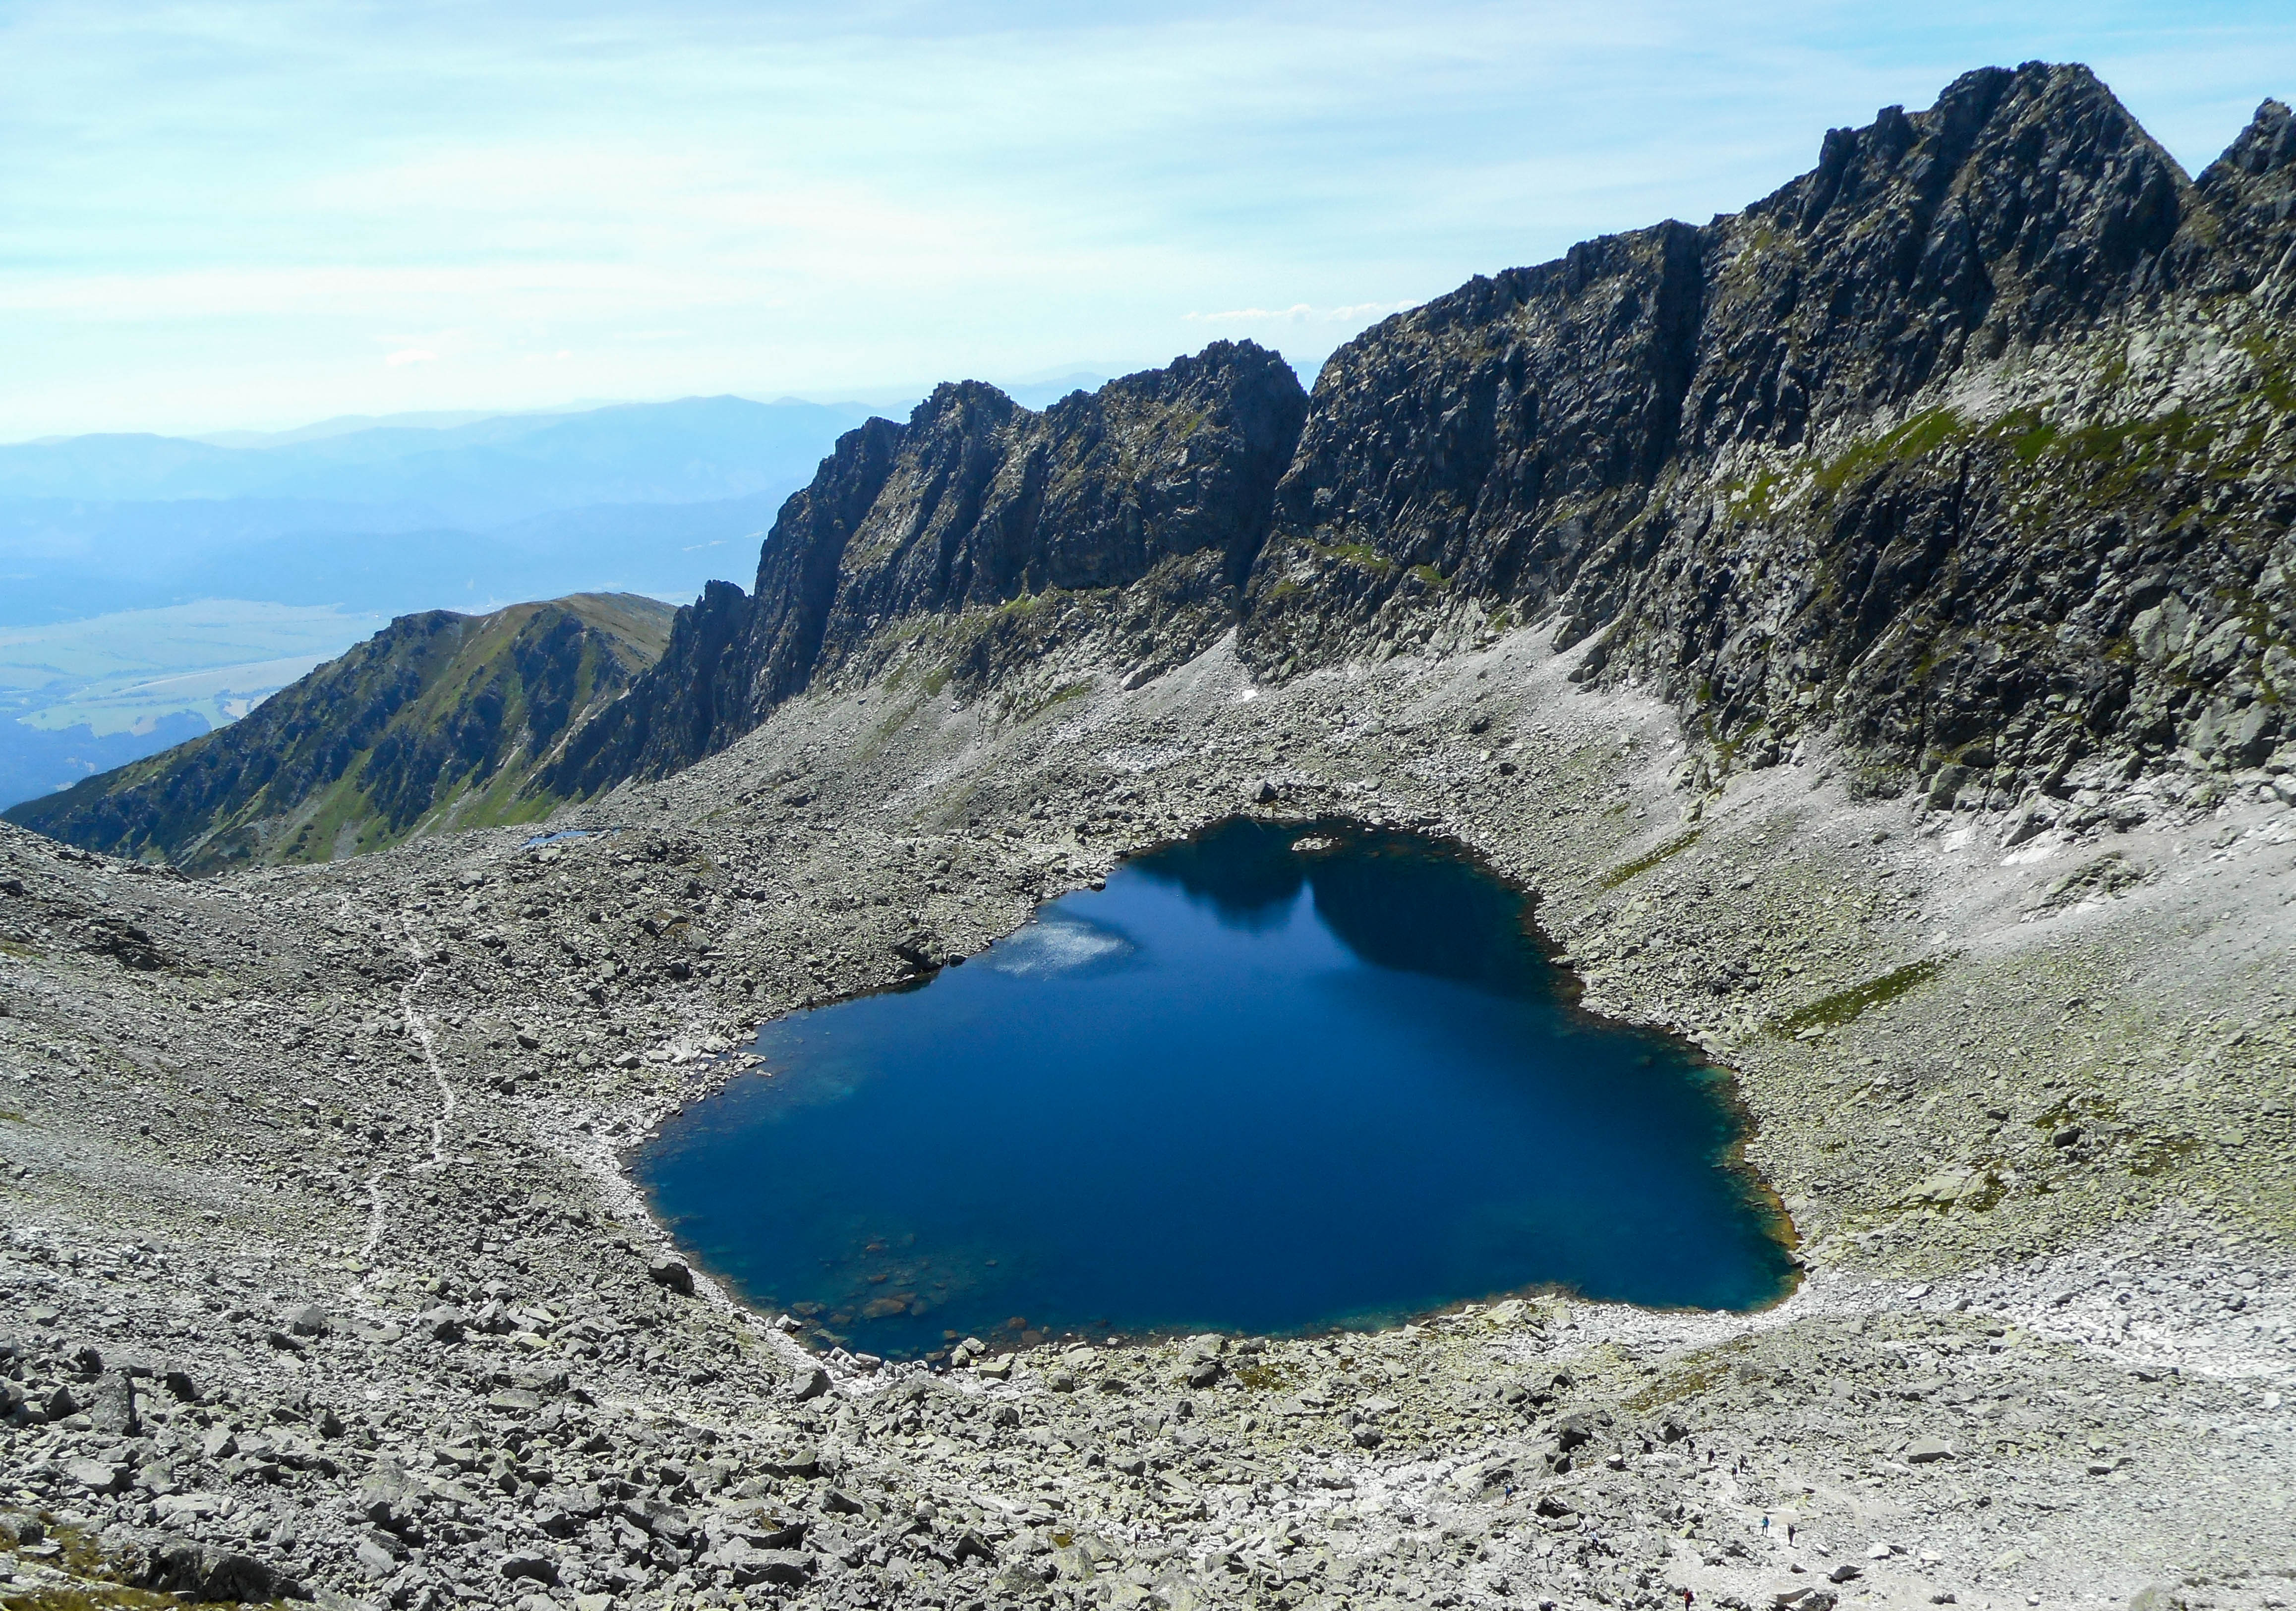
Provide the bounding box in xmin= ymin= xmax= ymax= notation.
xmin=1240 ymin=64 xmax=2296 ymax=805
xmin=546 ymin=342 xmax=1308 ymax=793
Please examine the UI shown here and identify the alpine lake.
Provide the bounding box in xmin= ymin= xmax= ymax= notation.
xmin=636 ymin=817 xmax=1797 ymax=1360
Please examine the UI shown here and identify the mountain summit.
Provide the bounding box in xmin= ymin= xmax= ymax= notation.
xmin=1242 ymin=62 xmax=2296 ymax=806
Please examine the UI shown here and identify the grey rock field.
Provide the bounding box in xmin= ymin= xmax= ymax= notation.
xmin=1 ymin=623 xmax=2291 ymax=1611
xmin=2 ymin=57 xmax=2295 ymax=1611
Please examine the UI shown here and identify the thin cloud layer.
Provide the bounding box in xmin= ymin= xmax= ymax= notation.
xmin=1185 ymin=303 xmax=1419 ymax=325
xmin=5 ymin=0 xmax=2294 ymax=437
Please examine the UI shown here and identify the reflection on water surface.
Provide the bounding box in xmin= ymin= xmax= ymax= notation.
xmin=637 ymin=817 xmax=1795 ymax=1358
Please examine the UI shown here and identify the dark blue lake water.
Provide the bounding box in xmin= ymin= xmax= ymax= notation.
xmin=637 ymin=817 xmax=1794 ymax=1359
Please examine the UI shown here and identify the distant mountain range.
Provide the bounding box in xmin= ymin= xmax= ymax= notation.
xmin=0 ymin=396 xmax=884 ymax=625
xmin=1 ymin=396 xmax=864 ymax=521
xmin=0 ymin=382 xmax=1098 ymax=806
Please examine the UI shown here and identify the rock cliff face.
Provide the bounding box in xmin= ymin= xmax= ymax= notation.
xmin=560 ymin=63 xmax=2294 ymax=818
xmin=1240 ymin=63 xmax=2296 ymax=806
xmin=3 ymin=593 xmax=675 ymax=870
xmin=549 ymin=343 xmax=1307 ymax=792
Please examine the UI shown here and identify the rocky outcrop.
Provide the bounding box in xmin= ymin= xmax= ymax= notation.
xmin=571 ymin=64 xmax=2296 ymax=818
xmin=2194 ymin=96 xmax=2296 ymax=294
xmin=4 ymin=593 xmax=675 ymax=870
xmin=549 ymin=342 xmax=1307 ymax=792
xmin=1240 ymin=62 xmax=2296 ymax=805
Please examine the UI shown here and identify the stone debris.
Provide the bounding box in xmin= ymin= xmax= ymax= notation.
xmin=0 ymin=598 xmax=2286 ymax=1611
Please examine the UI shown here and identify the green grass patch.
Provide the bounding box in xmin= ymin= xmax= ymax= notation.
xmin=1596 ymin=828 xmax=1701 ymax=890
xmin=1769 ymin=956 xmax=1946 ymax=1036
xmin=1309 ymin=538 xmax=1394 ymax=571
xmin=2124 ymin=1134 xmax=2201 ymax=1179
xmin=2239 ymin=332 xmax=2296 ymax=414
xmin=1985 ymin=402 xmax=2251 ymax=510
xmin=1231 ymin=1358 xmax=1303 ymax=1392
xmin=2004 ymin=411 xmax=2060 ymax=463
xmin=1723 ymin=467 xmax=1786 ymax=521
xmin=1 ymin=1589 xmax=195 ymax=1611
xmin=1025 ymin=681 xmax=1092 ymax=719
xmin=1958 ymin=1171 xmax=2009 ymax=1214
xmin=1812 ymin=407 xmax=1967 ymax=497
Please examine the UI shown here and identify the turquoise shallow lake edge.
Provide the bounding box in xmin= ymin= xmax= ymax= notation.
xmin=636 ymin=817 xmax=1799 ymax=1360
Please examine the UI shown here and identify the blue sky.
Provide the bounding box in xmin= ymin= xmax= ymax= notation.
xmin=6 ymin=0 xmax=2295 ymax=440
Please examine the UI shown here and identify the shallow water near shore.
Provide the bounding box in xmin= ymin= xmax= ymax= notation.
xmin=638 ymin=817 xmax=1795 ymax=1358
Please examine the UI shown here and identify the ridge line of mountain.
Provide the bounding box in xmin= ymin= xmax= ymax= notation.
xmin=570 ymin=61 xmax=2296 ymax=809
xmin=12 ymin=60 xmax=2296 ymax=869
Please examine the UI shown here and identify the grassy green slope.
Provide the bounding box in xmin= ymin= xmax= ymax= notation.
xmin=3 ymin=592 xmax=674 ymax=872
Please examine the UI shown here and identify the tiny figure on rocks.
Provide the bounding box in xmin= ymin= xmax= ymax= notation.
xmin=1682 ymin=1590 xmax=1696 ymax=1610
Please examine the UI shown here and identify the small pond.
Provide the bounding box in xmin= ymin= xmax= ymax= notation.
xmin=636 ymin=817 xmax=1795 ymax=1358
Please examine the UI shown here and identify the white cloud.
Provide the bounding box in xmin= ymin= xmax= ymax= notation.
xmin=1185 ymin=300 xmax=1418 ymax=325
xmin=4 ymin=0 xmax=2294 ymax=435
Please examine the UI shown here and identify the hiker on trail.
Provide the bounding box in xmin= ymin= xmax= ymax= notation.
xmin=1682 ymin=1588 xmax=1696 ymax=1609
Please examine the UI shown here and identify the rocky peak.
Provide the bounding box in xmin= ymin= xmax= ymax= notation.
xmin=824 ymin=340 xmax=1303 ymax=644
xmin=1241 ymin=61 xmax=2296 ymax=804
xmin=1705 ymin=61 xmax=2189 ymax=452
xmin=550 ymin=342 xmax=1306 ymax=794
xmin=2202 ymin=96 xmax=2296 ymax=184
xmin=2195 ymin=99 xmax=2296 ymax=292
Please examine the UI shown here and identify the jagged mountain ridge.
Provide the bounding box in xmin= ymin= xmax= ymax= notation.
xmin=566 ymin=61 xmax=2293 ymax=818
xmin=12 ymin=62 xmax=2296 ymax=871
xmin=546 ymin=342 xmax=1307 ymax=792
xmin=3 ymin=593 xmax=675 ymax=870
xmin=1242 ymin=65 xmax=2296 ymax=806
